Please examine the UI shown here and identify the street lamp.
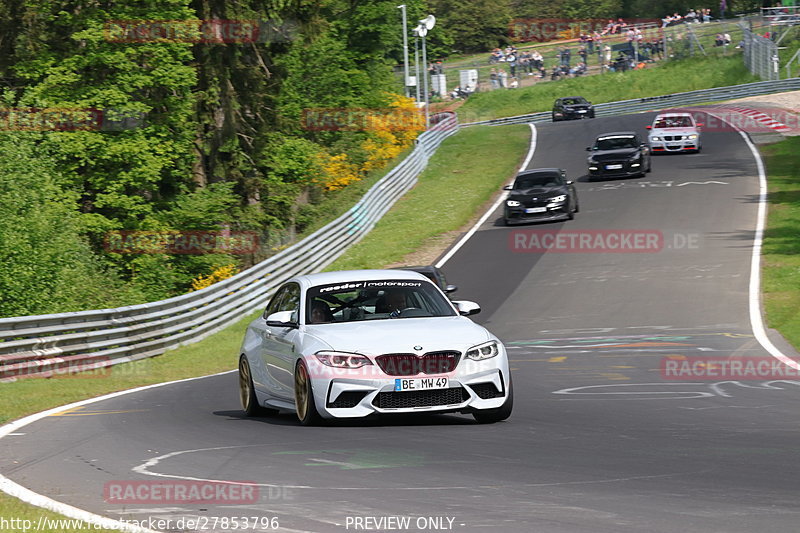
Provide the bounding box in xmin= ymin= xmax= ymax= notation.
xmin=397 ymin=5 xmax=410 ymax=98
xmin=418 ymin=15 xmax=436 ymax=128
xmin=413 ymin=25 xmax=422 ymax=103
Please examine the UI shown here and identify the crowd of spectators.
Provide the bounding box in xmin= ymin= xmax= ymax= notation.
xmin=662 ymin=8 xmax=713 ymax=27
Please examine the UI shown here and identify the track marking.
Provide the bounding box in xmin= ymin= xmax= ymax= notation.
xmin=436 ymin=123 xmax=537 ymax=268
xmin=703 ymin=111 xmax=800 ymax=372
xmin=0 ymin=370 xmax=235 ymax=533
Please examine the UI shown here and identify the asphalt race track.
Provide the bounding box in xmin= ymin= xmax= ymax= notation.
xmin=5 ymin=112 xmax=800 ymax=533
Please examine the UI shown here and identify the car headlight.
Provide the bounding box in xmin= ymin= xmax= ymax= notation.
xmin=650 ymin=136 xmax=661 ymax=141
xmin=466 ymin=341 xmax=499 ymax=361
xmin=687 ymin=134 xmax=698 ymax=139
xmin=549 ymin=194 xmax=567 ymax=203
xmin=315 ymin=351 xmax=372 ymax=368
xmin=506 ymin=200 xmax=521 ymax=207
xmin=629 ymin=152 xmax=641 ymax=160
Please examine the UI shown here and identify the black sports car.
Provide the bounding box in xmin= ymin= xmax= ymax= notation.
xmin=503 ymin=168 xmax=579 ymax=225
xmin=394 ymin=265 xmax=458 ymax=296
xmin=586 ymin=131 xmax=651 ymax=179
xmin=552 ymin=96 xmax=594 ymax=122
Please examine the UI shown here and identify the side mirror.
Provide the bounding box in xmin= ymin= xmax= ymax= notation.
xmin=503 ymin=185 xmax=513 ymax=190
xmin=645 ymin=125 xmax=652 ymax=130
xmin=452 ymin=300 xmax=481 ymax=316
xmin=265 ymin=310 xmax=298 ymax=327
xmin=444 ymin=284 xmax=458 ymax=294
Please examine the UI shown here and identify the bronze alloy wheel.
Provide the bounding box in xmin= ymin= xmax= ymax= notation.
xmin=294 ymin=359 xmax=323 ymax=425
xmin=239 ymin=357 xmax=253 ymax=412
xmin=294 ymin=361 xmax=310 ymax=421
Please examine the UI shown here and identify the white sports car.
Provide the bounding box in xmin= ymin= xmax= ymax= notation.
xmin=646 ymin=112 xmax=702 ymax=153
xmin=238 ymin=269 xmax=513 ymax=425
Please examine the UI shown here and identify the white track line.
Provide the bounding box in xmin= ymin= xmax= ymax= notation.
xmin=732 ymin=122 xmax=800 ymax=370
xmin=0 ymin=370 xmax=235 ymax=533
xmin=436 ymin=123 xmax=537 ymax=268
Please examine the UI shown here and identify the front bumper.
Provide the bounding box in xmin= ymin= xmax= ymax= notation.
xmin=504 ymin=204 xmax=571 ymax=224
xmin=309 ymin=357 xmax=511 ymax=419
xmin=588 ymin=160 xmax=644 ymax=178
xmin=555 ymin=110 xmax=593 ymax=121
xmin=649 ymin=140 xmax=699 ymax=152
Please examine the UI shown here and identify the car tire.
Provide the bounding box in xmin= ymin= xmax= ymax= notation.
xmin=295 ymin=359 xmax=324 ymax=426
xmin=239 ymin=356 xmax=278 ymax=417
xmin=574 ymin=200 xmax=580 ymax=213
xmin=646 ymin=160 xmax=652 ymax=173
xmin=473 ymin=378 xmax=513 ymax=424
xmin=567 ymin=206 xmax=575 ymax=220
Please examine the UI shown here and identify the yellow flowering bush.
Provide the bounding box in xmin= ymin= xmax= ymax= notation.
xmin=190 ymin=263 xmax=239 ymax=291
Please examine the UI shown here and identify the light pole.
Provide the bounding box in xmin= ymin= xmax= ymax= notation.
xmin=398 ymin=5 xmax=410 ymax=98
xmin=418 ymin=15 xmax=436 ymax=128
xmin=413 ymin=26 xmax=422 ymax=102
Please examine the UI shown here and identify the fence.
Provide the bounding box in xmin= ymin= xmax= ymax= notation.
xmin=0 ymin=113 xmax=459 ymax=381
xmin=740 ymin=23 xmax=781 ymax=80
xmin=461 ymin=78 xmax=800 ymax=127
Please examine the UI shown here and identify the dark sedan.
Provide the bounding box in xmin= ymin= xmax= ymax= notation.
xmin=503 ymin=168 xmax=579 ymax=225
xmin=586 ymin=131 xmax=651 ymax=179
xmin=552 ymin=96 xmax=594 ymax=122
xmin=394 ymin=265 xmax=458 ymax=297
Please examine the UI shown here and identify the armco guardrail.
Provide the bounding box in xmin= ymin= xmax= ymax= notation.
xmin=0 ymin=112 xmax=459 ymax=381
xmin=462 ymin=78 xmax=800 ymax=127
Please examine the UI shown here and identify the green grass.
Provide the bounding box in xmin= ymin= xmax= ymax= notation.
xmin=762 ymin=137 xmax=800 ymax=347
xmin=457 ymin=54 xmax=759 ymax=123
xmin=326 ymin=125 xmax=530 ymax=270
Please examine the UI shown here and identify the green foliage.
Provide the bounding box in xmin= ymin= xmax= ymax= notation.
xmin=0 ymin=134 xmax=142 ymax=316
xmin=430 ymin=0 xmax=513 ymax=54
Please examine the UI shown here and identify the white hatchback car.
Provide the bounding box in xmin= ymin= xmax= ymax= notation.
xmin=238 ymin=269 xmax=513 ymax=425
xmin=647 ymin=112 xmax=702 ymax=153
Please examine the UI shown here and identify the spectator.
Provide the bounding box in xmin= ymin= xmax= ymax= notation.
xmin=489 ymin=68 xmax=499 ymax=89
xmin=498 ymin=68 xmax=508 ymax=88
xmin=587 ymin=32 xmax=595 ymax=54
xmin=508 ymin=77 xmax=519 ymax=89
xmin=507 ymin=51 xmax=517 ymax=77
xmin=578 ymin=46 xmax=588 ymax=64
xmin=562 ymin=47 xmax=571 ymax=67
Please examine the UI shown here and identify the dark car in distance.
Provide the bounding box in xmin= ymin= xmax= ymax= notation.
xmin=394 ymin=265 xmax=458 ymax=297
xmin=503 ymin=168 xmax=579 ymax=225
xmin=586 ymin=131 xmax=651 ymax=179
xmin=552 ymin=96 xmax=594 ymax=122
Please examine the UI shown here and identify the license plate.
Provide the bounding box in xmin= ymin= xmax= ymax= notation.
xmin=605 ymin=164 xmax=623 ymax=170
xmin=395 ymin=376 xmax=448 ymax=391
xmin=525 ymin=207 xmax=547 ymax=213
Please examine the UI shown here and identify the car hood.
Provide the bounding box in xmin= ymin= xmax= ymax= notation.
xmin=508 ymin=186 xmax=567 ymax=199
xmin=305 ymin=316 xmax=492 ymax=355
xmin=563 ymin=104 xmax=591 ymax=110
xmin=589 ymin=148 xmax=640 ymax=161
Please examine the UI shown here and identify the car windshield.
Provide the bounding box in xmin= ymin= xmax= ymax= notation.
xmin=561 ymin=98 xmax=585 ymax=105
xmin=654 ymin=116 xmax=693 ymax=128
xmin=594 ymin=136 xmax=638 ymax=150
xmin=514 ymin=174 xmax=563 ymax=189
xmin=305 ymin=279 xmax=456 ymax=324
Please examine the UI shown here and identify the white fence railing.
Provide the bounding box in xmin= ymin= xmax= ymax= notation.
xmin=0 ymin=113 xmax=459 ymax=381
